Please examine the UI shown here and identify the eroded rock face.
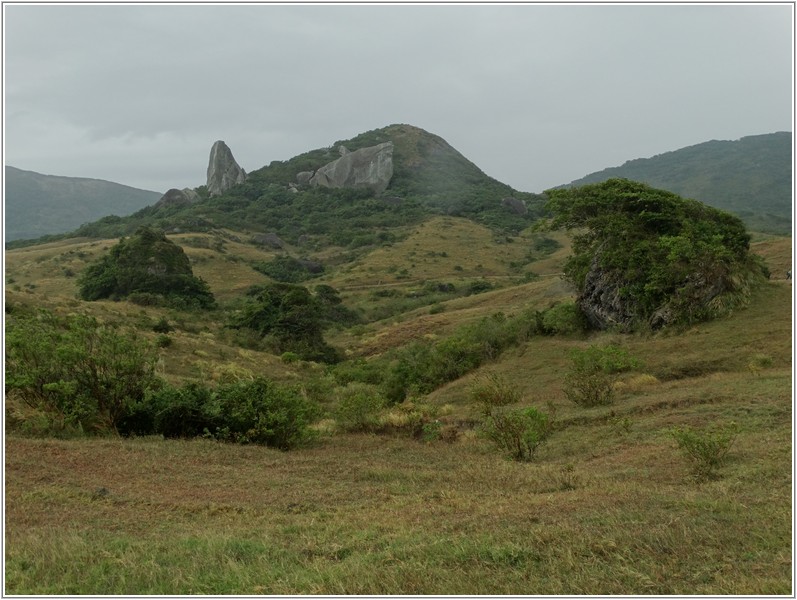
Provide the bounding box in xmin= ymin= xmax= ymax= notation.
xmin=577 ymin=263 xmax=637 ymax=332
xmin=305 ymin=142 xmax=394 ymax=194
xmin=207 ymin=141 xmax=246 ymax=196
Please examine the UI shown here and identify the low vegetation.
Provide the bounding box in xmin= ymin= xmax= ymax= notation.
xmin=3 ymin=176 xmax=791 ymax=594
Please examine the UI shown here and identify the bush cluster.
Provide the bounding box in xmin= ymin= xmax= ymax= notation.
xmin=6 ymin=309 xmax=319 ymax=449
xmin=5 ymin=310 xmax=160 ymax=433
xmin=121 ymin=378 xmax=319 ymax=449
xmin=563 ymin=344 xmax=639 ymax=407
xmin=472 ymin=374 xmax=552 ymax=462
xmin=227 ymin=282 xmax=342 ymax=363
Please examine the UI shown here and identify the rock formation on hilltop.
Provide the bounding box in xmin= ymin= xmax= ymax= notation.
xmin=297 ymin=141 xmax=394 ymax=194
xmin=155 ymin=188 xmax=200 ymax=208
xmin=207 ymin=141 xmax=246 ymax=196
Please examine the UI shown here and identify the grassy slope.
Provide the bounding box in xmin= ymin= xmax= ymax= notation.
xmin=4 ymin=226 xmax=793 ymax=595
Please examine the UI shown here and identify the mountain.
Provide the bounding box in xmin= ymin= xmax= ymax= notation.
xmin=562 ymin=132 xmax=792 ymax=235
xmin=8 ymin=124 xmax=546 ymax=249
xmin=4 ymin=166 xmax=163 ymax=242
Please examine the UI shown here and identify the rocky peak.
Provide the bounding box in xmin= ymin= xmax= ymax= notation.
xmin=207 ymin=140 xmax=246 ymax=197
xmin=155 ymin=188 xmax=199 ymax=208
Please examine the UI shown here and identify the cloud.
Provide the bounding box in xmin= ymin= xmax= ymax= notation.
xmin=4 ymin=3 xmax=792 ymax=193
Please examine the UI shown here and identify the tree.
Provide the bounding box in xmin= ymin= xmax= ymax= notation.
xmin=228 ymin=282 xmax=339 ymax=362
xmin=77 ymin=226 xmax=215 ymax=308
xmin=543 ymin=179 xmax=767 ymax=330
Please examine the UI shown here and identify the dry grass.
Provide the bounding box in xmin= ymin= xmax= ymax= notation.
xmin=4 ymin=231 xmax=792 ymax=594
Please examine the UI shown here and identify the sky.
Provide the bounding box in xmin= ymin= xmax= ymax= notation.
xmin=3 ymin=2 xmax=793 ymax=195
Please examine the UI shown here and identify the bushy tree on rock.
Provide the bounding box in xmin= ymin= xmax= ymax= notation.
xmin=543 ymin=179 xmax=768 ymax=331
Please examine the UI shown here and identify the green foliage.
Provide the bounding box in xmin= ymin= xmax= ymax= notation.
xmin=152 ymin=317 xmax=174 ymax=333
xmin=481 ymin=406 xmax=552 ymax=462
xmin=5 ymin=309 xmax=160 ymax=433
xmin=669 ymin=422 xmax=740 ymax=481
xmin=213 ymin=378 xmax=319 ymax=449
xmin=122 ymin=378 xmax=319 ymax=450
xmin=544 ymin=179 xmax=768 ymax=330
xmin=563 ymin=344 xmax=639 ymax=407
xmin=470 ymin=374 xmax=552 ymax=461
xmin=252 ymin=255 xmax=324 ymax=283
xmin=227 ymin=282 xmax=340 ymax=363
xmin=470 ymin=373 xmax=522 ymax=417
xmin=135 ymin=382 xmax=219 ymax=439
xmin=334 ymin=383 xmax=386 ymax=433
xmin=383 ymin=312 xmax=536 ymax=403
xmin=77 ymin=226 xmax=215 ymax=309
xmin=537 ymin=302 xmax=587 ymax=335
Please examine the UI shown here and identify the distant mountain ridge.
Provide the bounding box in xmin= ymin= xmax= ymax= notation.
xmin=562 ymin=132 xmax=792 ymax=235
xmin=4 ymin=166 xmax=162 ymax=242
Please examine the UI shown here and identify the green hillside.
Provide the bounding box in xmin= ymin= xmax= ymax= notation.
xmin=8 ymin=125 xmax=545 ymax=250
xmin=565 ymin=132 xmax=792 ymax=235
xmin=3 ymin=124 xmax=792 ymax=594
xmin=4 ymin=166 xmax=162 ymax=242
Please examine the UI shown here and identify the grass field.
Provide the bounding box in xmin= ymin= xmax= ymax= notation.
xmin=4 ymin=225 xmax=793 ymax=595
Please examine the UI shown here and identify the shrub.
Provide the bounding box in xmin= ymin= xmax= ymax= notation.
xmin=380 ymin=399 xmax=439 ymax=438
xmin=481 ymin=406 xmax=551 ymax=462
xmin=6 ymin=310 xmax=160 ymax=434
xmin=213 ymin=378 xmax=319 ymax=449
xmin=155 ymin=334 xmax=172 ymax=348
xmin=132 ymin=382 xmax=219 ymax=439
xmin=152 ymin=317 xmax=174 ymax=333
xmin=334 ymin=383 xmax=386 ymax=432
xmin=539 ymin=302 xmax=587 ymax=335
xmin=669 ymin=422 xmax=740 ymax=481
xmin=563 ymin=344 xmax=639 ymax=407
xmin=470 ymin=373 xmax=521 ymax=417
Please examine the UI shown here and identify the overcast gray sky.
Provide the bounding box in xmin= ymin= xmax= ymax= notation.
xmin=3 ymin=3 xmax=793 ymax=195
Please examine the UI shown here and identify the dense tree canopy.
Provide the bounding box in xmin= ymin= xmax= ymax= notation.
xmin=544 ymin=179 xmax=768 ymax=330
xmin=77 ymin=226 xmax=215 ymax=308
xmin=228 ymin=282 xmax=343 ymax=363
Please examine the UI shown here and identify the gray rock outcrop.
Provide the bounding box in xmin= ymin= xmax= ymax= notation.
xmin=577 ymin=261 xmax=637 ymax=331
xmin=251 ymin=232 xmax=285 ymax=249
xmin=303 ymin=141 xmax=394 ymax=194
xmin=155 ymin=187 xmax=200 ymax=208
xmin=207 ymin=140 xmax=246 ymax=197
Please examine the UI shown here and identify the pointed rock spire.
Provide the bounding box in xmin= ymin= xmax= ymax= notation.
xmin=206 ymin=140 xmax=246 ymax=196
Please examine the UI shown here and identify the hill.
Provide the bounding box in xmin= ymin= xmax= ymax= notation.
xmin=563 ymin=132 xmax=792 ymax=235
xmin=7 ymin=124 xmax=546 ymax=249
xmin=3 ymin=124 xmax=793 ymax=594
xmin=4 ymin=221 xmax=791 ymax=594
xmin=4 ymin=166 xmax=163 ymax=242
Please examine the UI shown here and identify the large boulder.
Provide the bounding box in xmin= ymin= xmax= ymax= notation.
xmin=307 ymin=142 xmax=394 ymax=194
xmin=207 ymin=140 xmax=246 ymax=197
xmin=155 ymin=188 xmax=199 ymax=208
